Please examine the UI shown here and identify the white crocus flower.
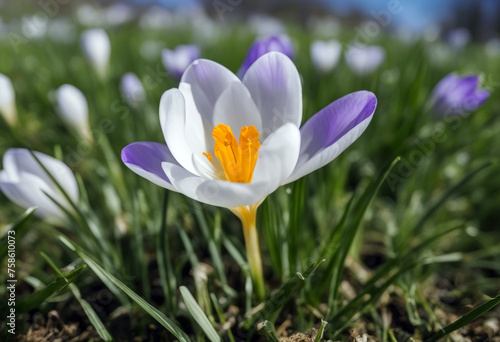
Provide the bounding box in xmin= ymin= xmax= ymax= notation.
xmin=122 ymin=52 xmax=377 ymax=299
xmin=80 ymin=28 xmax=111 ymax=79
xmin=0 ymin=73 xmax=17 ymax=126
xmin=345 ymin=44 xmax=385 ymax=76
xmin=0 ymin=149 xmax=79 ymax=223
xmin=310 ymin=39 xmax=342 ymax=73
xmin=56 ymin=84 xmax=91 ymax=140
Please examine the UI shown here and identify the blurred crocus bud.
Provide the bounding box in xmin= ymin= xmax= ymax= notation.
xmin=310 ymin=39 xmax=342 ymax=73
xmin=80 ymin=28 xmax=111 ymax=79
xmin=345 ymin=44 xmax=385 ymax=76
xmin=430 ymin=73 xmax=489 ymax=117
xmin=56 ymin=84 xmax=91 ymax=140
xmin=0 ymin=73 xmax=17 ymax=126
xmin=121 ymin=72 xmax=145 ymax=107
xmin=447 ymin=28 xmax=470 ymax=50
xmin=162 ymin=45 xmax=200 ymax=80
xmin=238 ymin=35 xmax=294 ymax=77
xmin=0 ymin=148 xmax=79 ymax=223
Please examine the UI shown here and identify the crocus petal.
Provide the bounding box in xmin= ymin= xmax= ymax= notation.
xmin=212 ymin=81 xmax=262 ymax=133
xmin=0 ymin=170 xmax=32 ymax=209
xmin=238 ymin=35 xmax=294 ymax=77
xmin=121 ymin=142 xmax=178 ymax=191
xmin=310 ymin=40 xmax=342 ymax=73
xmin=159 ymin=88 xmax=206 ymax=175
xmin=179 ymin=59 xmax=240 ymax=127
xmin=56 ymin=84 xmax=90 ymax=138
xmin=252 ymin=123 xmax=300 ymax=186
xmin=284 ymin=91 xmax=376 ymax=184
xmin=162 ymin=163 xmax=275 ymax=208
xmin=162 ymin=123 xmax=300 ymax=208
xmin=431 ymin=73 xmax=490 ymax=116
xmin=3 ymin=149 xmax=79 ymax=203
xmin=0 ymin=172 xmax=66 ymax=219
xmin=243 ymin=52 xmax=302 ymax=139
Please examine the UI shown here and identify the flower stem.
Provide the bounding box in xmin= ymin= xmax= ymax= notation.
xmin=234 ymin=206 xmax=265 ymax=300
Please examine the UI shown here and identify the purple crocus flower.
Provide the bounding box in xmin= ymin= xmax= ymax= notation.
xmin=161 ymin=44 xmax=200 ymax=79
xmin=238 ymin=35 xmax=294 ymax=77
xmin=121 ymin=52 xmax=376 ymax=298
xmin=121 ymin=72 xmax=146 ymax=107
xmin=430 ymin=73 xmax=489 ymax=117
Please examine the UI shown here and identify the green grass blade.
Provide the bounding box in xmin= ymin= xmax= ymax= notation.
xmin=424 ymin=295 xmax=500 ymax=342
xmin=69 ymin=283 xmax=113 ymax=341
xmin=314 ymin=320 xmax=328 ymax=342
xmin=328 ymin=157 xmax=400 ymax=312
xmin=242 ymin=258 xmax=325 ymax=331
xmin=17 ymin=265 xmax=86 ymax=313
xmin=257 ymin=321 xmax=280 ymax=342
xmin=59 ymin=235 xmax=190 ymax=342
xmin=400 ymin=161 xmax=493 ymax=250
xmin=0 ymin=207 xmax=37 ymax=262
xmin=180 ymin=286 xmax=221 ymax=342
xmin=40 ymin=252 xmax=113 ymax=341
xmin=210 ymin=293 xmax=236 ymax=342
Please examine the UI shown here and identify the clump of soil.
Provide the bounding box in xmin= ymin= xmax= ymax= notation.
xmin=17 ymin=310 xmax=100 ymax=342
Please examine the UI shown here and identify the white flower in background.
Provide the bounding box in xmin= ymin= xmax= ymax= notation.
xmin=486 ymin=38 xmax=500 ymax=57
xmin=121 ymin=73 xmax=146 ymax=108
xmin=162 ymin=45 xmax=200 ymax=79
xmin=76 ymin=4 xmax=106 ymax=27
xmin=0 ymin=73 xmax=17 ymax=126
xmin=105 ymin=4 xmax=135 ymax=27
xmin=310 ymin=39 xmax=342 ymax=73
xmin=21 ymin=15 xmax=48 ymax=40
xmin=81 ymin=28 xmax=111 ymax=79
xmin=0 ymin=148 xmax=79 ymax=223
xmin=447 ymin=28 xmax=471 ymax=50
xmin=248 ymin=15 xmax=286 ymax=36
xmin=48 ymin=18 xmax=77 ymax=45
xmin=56 ymin=84 xmax=91 ymax=140
xmin=139 ymin=7 xmax=174 ymax=30
xmin=345 ymin=44 xmax=385 ymax=76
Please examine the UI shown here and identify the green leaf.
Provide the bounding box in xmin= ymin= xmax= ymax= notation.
xmin=180 ymin=286 xmax=220 ymax=342
xmin=425 ymin=295 xmax=500 ymax=342
xmin=242 ymin=258 xmax=325 ymax=332
xmin=40 ymin=252 xmax=113 ymax=341
xmin=59 ymin=235 xmax=190 ymax=342
xmin=257 ymin=321 xmax=280 ymax=342
xmin=400 ymin=160 xmax=493 ymax=251
xmin=328 ymin=157 xmax=400 ymax=313
xmin=314 ymin=320 xmax=328 ymax=342
xmin=17 ymin=265 xmax=86 ymax=313
xmin=69 ymin=283 xmax=113 ymax=341
xmin=0 ymin=207 xmax=37 ymax=262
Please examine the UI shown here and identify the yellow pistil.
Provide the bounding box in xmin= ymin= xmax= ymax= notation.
xmin=208 ymin=123 xmax=261 ymax=183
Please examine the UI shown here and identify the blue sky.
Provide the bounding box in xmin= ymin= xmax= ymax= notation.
xmin=130 ymin=0 xmax=500 ymax=33
xmin=323 ymin=0 xmax=454 ymax=31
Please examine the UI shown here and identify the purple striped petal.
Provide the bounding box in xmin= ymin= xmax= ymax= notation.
xmin=238 ymin=35 xmax=294 ymax=78
xmin=121 ymin=142 xmax=178 ymax=191
xmin=284 ymin=91 xmax=376 ymax=184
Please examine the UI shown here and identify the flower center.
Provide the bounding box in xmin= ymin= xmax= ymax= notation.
xmin=204 ymin=123 xmax=261 ymax=183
